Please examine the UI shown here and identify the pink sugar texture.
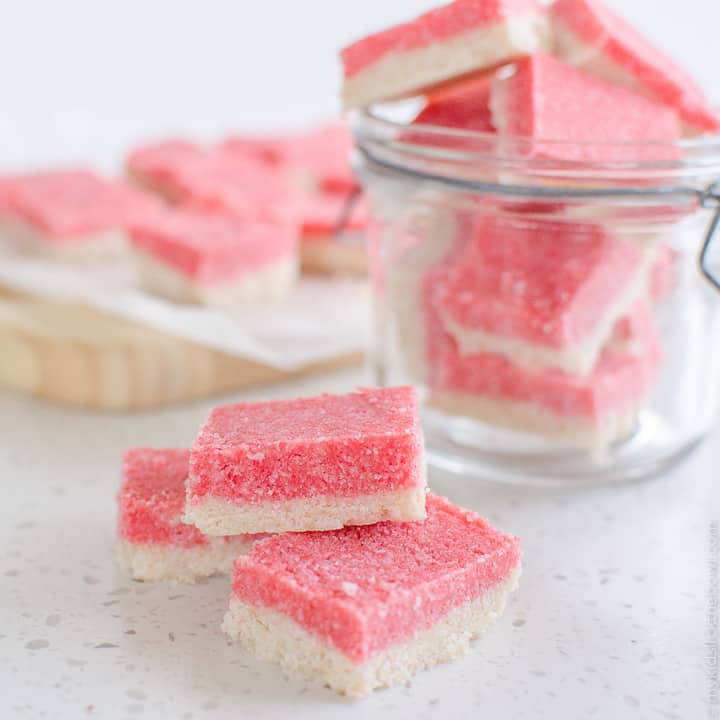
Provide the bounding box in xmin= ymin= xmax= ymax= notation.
xmin=4 ymin=170 xmax=161 ymax=241
xmin=415 ymin=73 xmax=496 ymax=132
xmin=127 ymin=140 xmax=209 ymax=201
xmin=230 ymin=494 xmax=520 ymax=663
xmin=551 ymin=0 xmax=720 ymax=134
xmin=428 ymin=214 xmax=645 ymax=352
xmin=492 ymin=53 xmax=681 ymax=163
xmin=175 ymin=154 xmax=299 ymax=224
xmin=221 ymin=134 xmax=291 ymax=166
xmin=129 ymin=208 xmax=297 ymax=283
xmin=222 ymin=123 xmax=357 ymax=195
xmin=127 ymin=139 xmax=296 ymax=221
xmin=117 ymin=449 xmax=208 ymax=549
xmin=342 ymin=0 xmax=542 ymax=78
xmin=426 ymin=299 xmax=661 ymax=421
xmin=188 ymin=387 xmax=424 ymax=506
xmin=288 ymin=123 xmax=358 ymax=194
xmin=650 ymin=245 xmax=677 ymax=302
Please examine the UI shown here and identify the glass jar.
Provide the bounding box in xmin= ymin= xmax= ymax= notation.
xmin=353 ymin=106 xmax=720 ymax=486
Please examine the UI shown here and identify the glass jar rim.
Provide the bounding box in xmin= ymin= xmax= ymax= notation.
xmin=351 ymin=105 xmax=720 ymax=294
xmin=351 ymin=106 xmax=720 ymax=188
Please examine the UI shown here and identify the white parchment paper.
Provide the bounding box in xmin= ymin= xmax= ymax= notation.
xmin=0 ymin=247 xmax=370 ymax=371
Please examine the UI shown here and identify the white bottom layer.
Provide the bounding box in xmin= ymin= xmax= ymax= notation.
xmin=343 ymin=13 xmax=549 ymax=109
xmin=115 ymin=536 xmax=255 ymax=583
xmin=0 ymin=219 xmax=128 ymax=261
xmin=300 ymin=234 xmax=367 ymax=276
xmin=430 ymin=391 xmax=640 ymax=450
xmin=222 ymin=566 xmax=520 ymax=697
xmin=388 ymin=206 xmax=460 ymax=384
xmin=441 ymin=244 xmax=656 ymax=376
xmin=184 ymin=486 xmax=428 ymax=536
xmin=131 ymin=249 xmax=298 ymax=309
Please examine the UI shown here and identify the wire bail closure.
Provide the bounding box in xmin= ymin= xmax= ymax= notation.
xmin=333 ymin=185 xmax=364 ymax=245
xmin=699 ymin=182 xmax=720 ymax=292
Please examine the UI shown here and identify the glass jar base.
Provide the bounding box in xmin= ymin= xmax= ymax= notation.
xmin=423 ymin=407 xmax=707 ymax=487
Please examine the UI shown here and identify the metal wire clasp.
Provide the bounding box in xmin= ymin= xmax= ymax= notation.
xmin=332 ymin=185 xmax=364 ymax=243
xmin=699 ymin=182 xmax=720 ymax=292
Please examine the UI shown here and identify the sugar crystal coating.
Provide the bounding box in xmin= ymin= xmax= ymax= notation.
xmin=222 ymin=123 xmax=357 ymax=195
xmin=128 ymin=139 xmax=297 ymax=221
xmin=230 ymin=494 xmax=520 ymax=663
xmin=427 ymin=214 xmax=645 ymax=350
xmin=188 ymin=387 xmax=424 ymax=505
xmin=117 ymin=449 xmax=207 ymax=549
xmin=129 ymin=208 xmax=297 ymax=282
xmin=128 ymin=140 xmax=205 ymax=174
xmin=153 ymin=156 xmax=296 ymax=229
xmin=127 ymin=140 xmax=208 ymax=199
xmin=285 ymin=124 xmax=358 ymax=194
xmin=492 ymin=53 xmax=681 ymax=163
xmin=342 ymin=0 xmax=543 ymax=77
xmin=221 ymin=135 xmax=291 ymax=166
xmin=649 ymin=246 xmax=677 ymax=302
xmin=427 ymin=300 xmax=661 ymax=420
xmin=551 ymin=0 xmax=720 ymax=133
xmin=4 ymin=170 xmax=159 ymax=240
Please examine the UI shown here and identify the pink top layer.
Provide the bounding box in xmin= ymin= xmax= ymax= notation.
xmin=188 ymin=387 xmax=424 ymax=505
xmin=127 ymin=140 xmax=208 ymax=200
xmin=175 ymin=156 xmax=299 ymax=224
xmin=299 ymin=193 xmax=368 ymax=240
xmin=222 ymin=123 xmax=357 ymax=194
xmin=427 ymin=300 xmax=661 ymax=419
xmin=493 ymin=53 xmax=681 ymax=163
xmin=415 ymin=73 xmax=496 ymax=132
xmin=130 ymin=209 xmax=297 ymax=282
xmin=172 ymin=155 xmax=285 ymax=201
xmin=650 ymin=245 xmax=677 ymax=302
xmin=428 ymin=214 xmax=645 ymax=351
xmin=342 ymin=0 xmax=542 ymax=78
xmin=287 ymin=124 xmax=358 ymax=194
xmin=117 ymin=448 xmax=208 ymax=549
xmin=551 ymin=0 xmax=720 ymax=133
xmin=230 ymin=494 xmax=520 ymax=663
xmin=128 ymin=140 xmax=295 ymax=218
xmin=220 ymin=135 xmax=290 ymax=166
xmin=5 ymin=170 xmax=161 ymax=240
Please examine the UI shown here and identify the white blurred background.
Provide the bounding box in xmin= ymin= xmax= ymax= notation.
xmin=0 ymin=0 xmax=718 ymax=170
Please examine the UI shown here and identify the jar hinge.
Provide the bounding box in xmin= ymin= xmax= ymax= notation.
xmin=332 ymin=186 xmax=364 ymax=244
xmin=699 ymin=182 xmax=720 ymax=292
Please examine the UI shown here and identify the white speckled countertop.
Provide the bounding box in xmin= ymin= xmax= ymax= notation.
xmin=1 ymin=368 xmax=717 ymax=720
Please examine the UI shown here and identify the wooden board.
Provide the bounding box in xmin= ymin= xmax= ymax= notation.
xmin=0 ymin=290 xmax=362 ymax=411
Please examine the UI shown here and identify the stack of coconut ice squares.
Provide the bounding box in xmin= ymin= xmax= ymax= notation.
xmin=340 ymin=0 xmax=716 ymax=449
xmin=116 ymin=387 xmax=522 ymax=698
